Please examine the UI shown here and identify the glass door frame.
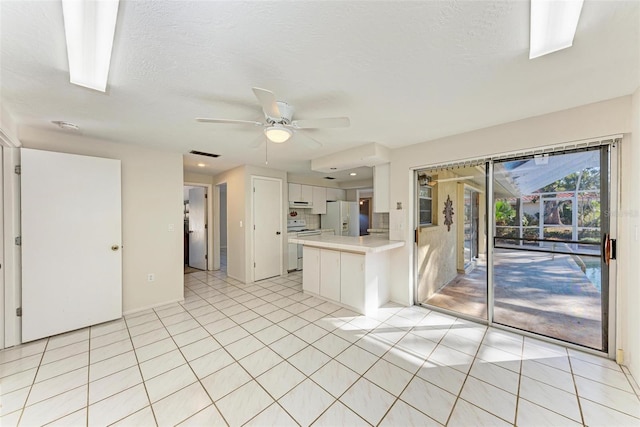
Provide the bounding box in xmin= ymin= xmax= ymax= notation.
xmin=413 ymin=141 xmax=619 ymax=359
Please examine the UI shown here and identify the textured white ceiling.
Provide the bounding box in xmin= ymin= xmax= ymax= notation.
xmin=1 ymin=1 xmax=638 ymax=179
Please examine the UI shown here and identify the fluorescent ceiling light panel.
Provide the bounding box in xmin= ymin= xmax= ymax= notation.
xmin=62 ymin=0 xmax=120 ymax=91
xmin=530 ymin=0 xmax=584 ymax=59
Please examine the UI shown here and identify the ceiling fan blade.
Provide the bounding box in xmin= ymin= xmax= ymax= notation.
xmin=295 ymin=130 xmax=323 ymax=149
xmin=252 ymin=87 xmax=281 ymax=118
xmin=196 ymin=118 xmax=263 ymax=126
xmin=290 ymin=117 xmax=350 ymax=129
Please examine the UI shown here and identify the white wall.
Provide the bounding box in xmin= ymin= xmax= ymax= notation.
xmin=18 ymin=128 xmax=184 ymax=314
xmin=618 ymin=88 xmax=640 ymax=378
xmin=389 ymin=96 xmax=634 ymax=361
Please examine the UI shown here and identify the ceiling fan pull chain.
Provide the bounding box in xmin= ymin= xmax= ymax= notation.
xmin=265 ymin=137 xmax=269 ymax=165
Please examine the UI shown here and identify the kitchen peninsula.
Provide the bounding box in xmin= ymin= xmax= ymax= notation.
xmin=287 ymin=234 xmax=405 ymax=315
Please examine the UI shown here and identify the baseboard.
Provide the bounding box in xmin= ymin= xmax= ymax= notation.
xmin=123 ymin=297 xmax=185 ymax=317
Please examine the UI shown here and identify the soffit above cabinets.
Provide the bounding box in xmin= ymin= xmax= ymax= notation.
xmin=311 ymin=143 xmax=390 ymax=173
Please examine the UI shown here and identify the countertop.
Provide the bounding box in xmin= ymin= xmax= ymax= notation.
xmin=288 ymin=234 xmax=404 ymax=253
xmin=287 ymin=228 xmax=335 ymax=234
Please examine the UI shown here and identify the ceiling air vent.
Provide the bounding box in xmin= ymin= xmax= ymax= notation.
xmin=190 ymin=150 xmax=220 ymax=158
xmin=324 ymin=176 xmax=336 ymax=180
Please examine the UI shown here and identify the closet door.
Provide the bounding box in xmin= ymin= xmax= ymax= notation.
xmin=21 ymin=149 xmax=122 ymax=342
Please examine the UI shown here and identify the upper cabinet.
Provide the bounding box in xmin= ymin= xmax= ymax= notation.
xmin=312 ymin=186 xmax=327 ymax=214
xmin=289 ymin=183 xmax=313 ymax=207
xmin=288 ymin=183 xmax=301 ymax=202
xmin=373 ymin=163 xmax=390 ymax=213
xmin=326 ymin=188 xmax=346 ymax=201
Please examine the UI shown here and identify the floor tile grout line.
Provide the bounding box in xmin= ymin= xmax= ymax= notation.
xmin=123 ymin=309 xmax=160 ymax=427
xmin=186 ymin=278 xmax=371 ymax=425
xmin=15 ymin=337 xmax=50 ymax=426
xmin=155 ymin=296 xmax=238 ymax=426
xmin=441 ymin=318 xmax=487 ymax=427
xmin=568 ymin=347 xmax=588 ymax=426
xmin=512 ymin=332 xmax=525 ymax=427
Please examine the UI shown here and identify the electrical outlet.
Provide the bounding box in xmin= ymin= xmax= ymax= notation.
xmin=168 ymin=223 xmax=175 ymax=232
xmin=147 ymin=273 xmax=155 ymax=282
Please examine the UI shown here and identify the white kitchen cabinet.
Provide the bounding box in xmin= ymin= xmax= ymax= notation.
xmin=373 ymin=163 xmax=390 ymax=213
xmin=311 ymin=186 xmax=327 ymax=214
xmin=340 ymin=252 xmax=365 ymax=312
xmin=319 ymin=249 xmax=340 ymax=301
xmin=288 ymin=183 xmax=301 ymax=202
xmin=302 ymin=246 xmax=320 ymax=294
xmin=300 ymin=185 xmax=313 ymax=203
xmin=326 ymin=188 xmax=346 ymax=201
xmin=288 ymin=183 xmax=313 ymax=204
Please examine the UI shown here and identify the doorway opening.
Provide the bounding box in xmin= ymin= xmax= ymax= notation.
xmin=184 ymin=184 xmax=209 ymax=273
xmin=359 ymin=198 xmax=371 ymax=236
xmin=219 ymin=183 xmax=227 ymax=272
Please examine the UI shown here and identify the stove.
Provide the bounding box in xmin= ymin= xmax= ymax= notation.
xmin=287 ymin=219 xmax=321 ymax=272
xmin=287 ymin=219 xmax=308 ymax=232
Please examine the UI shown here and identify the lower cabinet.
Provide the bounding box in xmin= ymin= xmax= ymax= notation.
xmin=320 ymin=249 xmax=340 ymax=301
xmin=302 ymin=246 xmax=389 ymax=314
xmin=302 ymin=246 xmax=320 ymax=294
xmin=340 ymin=252 xmax=365 ymax=312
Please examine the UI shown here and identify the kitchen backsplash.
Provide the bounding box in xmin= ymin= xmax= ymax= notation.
xmin=288 ymin=209 xmax=320 ymax=229
xmin=288 ymin=209 xmax=386 ymax=230
xmin=371 ymin=212 xmax=389 ymax=229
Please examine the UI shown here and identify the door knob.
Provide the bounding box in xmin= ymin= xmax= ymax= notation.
xmin=111 ymin=245 xmax=120 ymax=251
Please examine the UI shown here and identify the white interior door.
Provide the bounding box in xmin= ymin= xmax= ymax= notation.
xmin=21 ymin=148 xmax=122 ymax=343
xmin=253 ymin=177 xmax=282 ymax=281
xmin=188 ymin=187 xmax=207 ymax=270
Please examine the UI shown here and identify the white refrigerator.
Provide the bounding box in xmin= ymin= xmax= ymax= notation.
xmin=321 ymin=201 xmax=359 ymax=236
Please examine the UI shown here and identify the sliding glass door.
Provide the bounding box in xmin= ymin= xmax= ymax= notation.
xmin=415 ymin=164 xmax=488 ymax=320
xmin=416 ymin=145 xmax=614 ymax=352
xmin=492 ymin=147 xmax=611 ymax=351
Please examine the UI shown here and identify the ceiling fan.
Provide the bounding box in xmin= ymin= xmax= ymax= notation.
xmin=196 ymin=87 xmax=350 ymax=148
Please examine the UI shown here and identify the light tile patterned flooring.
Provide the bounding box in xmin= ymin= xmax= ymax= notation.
xmin=1 ymin=269 xmax=639 ymax=426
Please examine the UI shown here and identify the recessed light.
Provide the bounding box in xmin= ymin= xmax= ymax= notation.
xmin=52 ymin=120 xmax=80 ymax=131
xmin=62 ymin=0 xmax=120 ymax=91
xmin=197 ymin=163 xmax=206 ymax=167
xmin=530 ymin=0 xmax=584 ymax=59
xmin=350 ymin=172 xmax=357 ymax=176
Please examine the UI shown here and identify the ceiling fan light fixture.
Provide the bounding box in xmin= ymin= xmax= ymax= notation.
xmin=265 ymin=125 xmax=292 ymax=143
xmin=61 ymin=0 xmax=120 ymax=92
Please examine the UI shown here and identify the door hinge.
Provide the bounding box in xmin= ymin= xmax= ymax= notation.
xmin=14 ymin=165 xmax=21 ymax=175
xmin=253 ymin=187 xmax=255 ymax=193
xmin=205 ymin=254 xmax=208 ymax=260
xmin=254 ymin=262 xmax=256 ymax=267
xmin=16 ymin=307 xmax=22 ymax=317
xmin=15 ymin=236 xmax=21 ymax=246
xmin=205 ymin=194 xmax=208 ymax=199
